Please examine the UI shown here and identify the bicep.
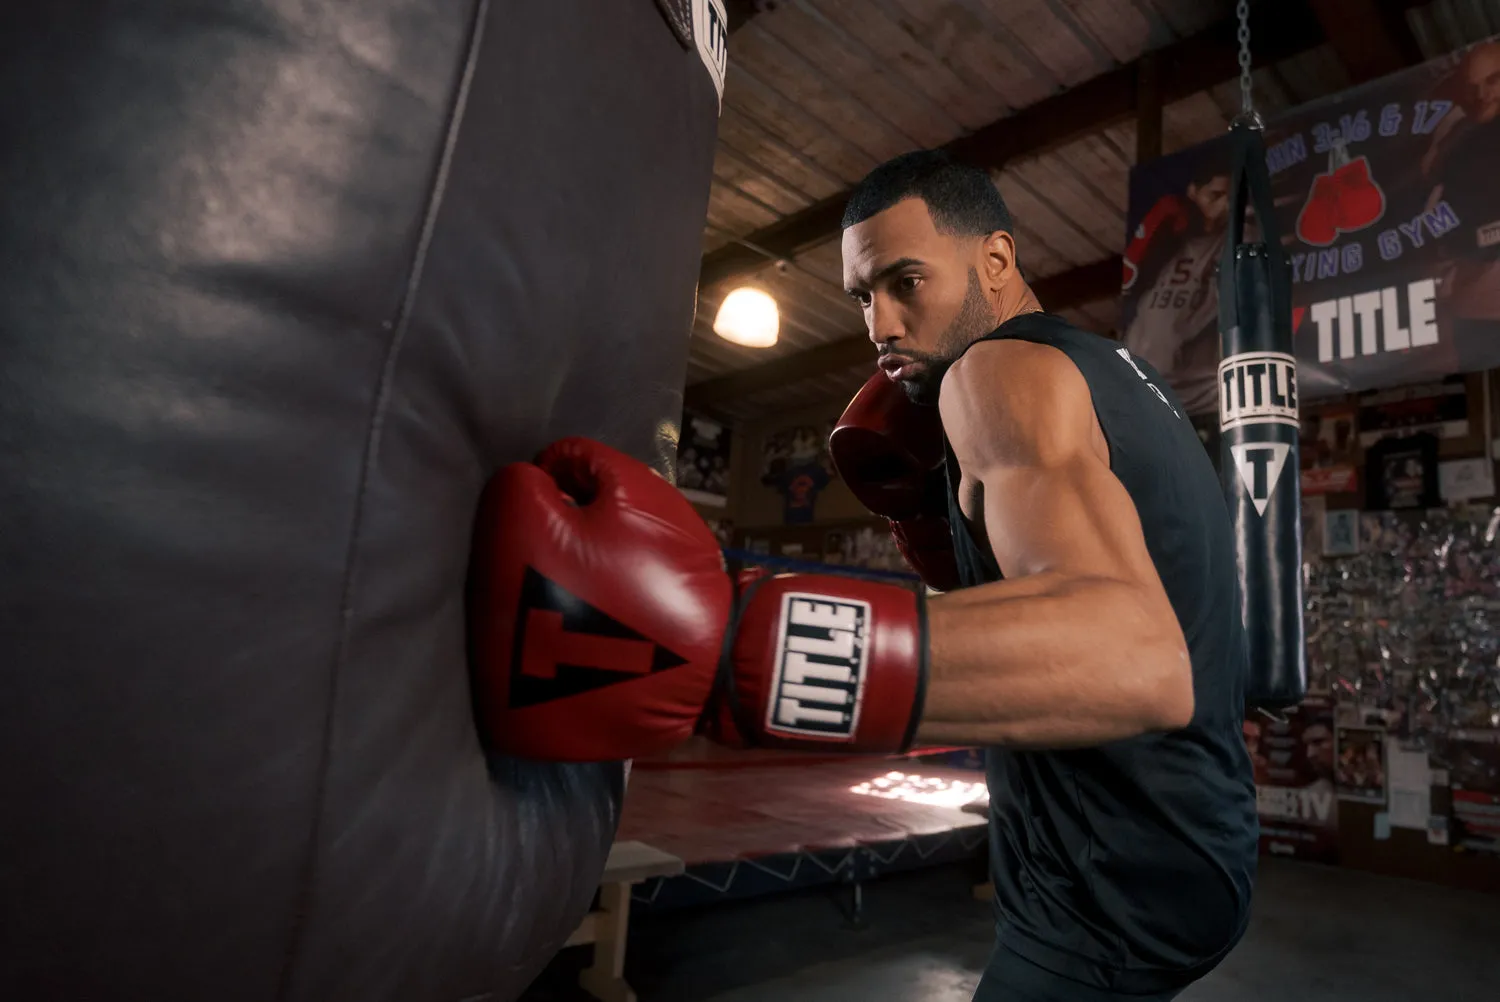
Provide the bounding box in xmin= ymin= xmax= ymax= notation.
xmin=980 ymin=453 xmax=1159 ymax=590
xmin=941 ymin=338 xmax=1174 ymax=602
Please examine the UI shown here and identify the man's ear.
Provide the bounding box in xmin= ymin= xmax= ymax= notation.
xmin=979 ymin=230 xmax=1019 ymax=291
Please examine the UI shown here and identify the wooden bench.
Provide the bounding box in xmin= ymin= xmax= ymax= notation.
xmin=566 ymin=840 xmax=684 ymax=1002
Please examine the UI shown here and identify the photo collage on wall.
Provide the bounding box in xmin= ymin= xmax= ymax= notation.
xmin=1300 ymin=505 xmax=1500 ymax=854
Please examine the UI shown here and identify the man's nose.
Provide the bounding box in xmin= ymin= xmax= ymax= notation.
xmin=866 ymin=298 xmax=903 ymax=346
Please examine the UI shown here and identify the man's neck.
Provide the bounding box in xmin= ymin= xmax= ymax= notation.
xmin=995 ymin=287 xmax=1044 ymax=326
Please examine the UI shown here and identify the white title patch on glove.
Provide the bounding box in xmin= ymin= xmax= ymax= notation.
xmin=765 ymin=593 xmax=869 ymax=740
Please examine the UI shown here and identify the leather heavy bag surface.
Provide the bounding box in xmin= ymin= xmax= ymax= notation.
xmin=0 ymin=2 xmax=720 ymax=1000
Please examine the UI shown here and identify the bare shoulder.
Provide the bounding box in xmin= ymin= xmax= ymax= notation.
xmin=938 ymin=337 xmax=1097 ymax=470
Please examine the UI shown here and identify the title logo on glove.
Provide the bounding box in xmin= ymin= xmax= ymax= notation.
xmin=765 ymin=594 xmax=870 ymax=741
xmin=508 ymin=568 xmax=689 ymax=707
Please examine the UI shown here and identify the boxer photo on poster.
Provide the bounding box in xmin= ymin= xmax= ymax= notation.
xmin=1419 ymin=38 xmax=1500 ymax=352
xmin=1336 ymin=726 xmax=1389 ymax=804
xmin=1256 ymin=698 xmax=1340 ymax=862
xmin=1120 ymin=139 xmax=1233 ymax=416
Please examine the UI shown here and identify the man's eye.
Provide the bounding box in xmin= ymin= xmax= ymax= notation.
xmin=897 ymin=275 xmax=921 ymax=292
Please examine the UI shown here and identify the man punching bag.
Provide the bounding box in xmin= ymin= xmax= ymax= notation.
xmin=1217 ymin=118 xmax=1308 ymax=710
xmin=0 ymin=2 xmax=723 ymax=1001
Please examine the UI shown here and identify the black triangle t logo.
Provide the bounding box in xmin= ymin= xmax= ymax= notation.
xmin=508 ymin=567 xmax=690 ymax=709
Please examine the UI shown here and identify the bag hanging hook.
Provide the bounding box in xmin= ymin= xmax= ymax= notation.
xmin=1232 ymin=0 xmax=1264 ymax=131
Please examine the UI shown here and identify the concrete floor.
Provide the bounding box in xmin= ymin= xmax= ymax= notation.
xmin=523 ymin=857 xmax=1500 ymax=1001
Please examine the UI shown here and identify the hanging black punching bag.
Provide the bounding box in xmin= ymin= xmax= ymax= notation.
xmin=1217 ymin=121 xmax=1308 ymax=710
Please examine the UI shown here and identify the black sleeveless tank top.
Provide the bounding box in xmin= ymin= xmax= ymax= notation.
xmin=946 ymin=312 xmax=1258 ymax=995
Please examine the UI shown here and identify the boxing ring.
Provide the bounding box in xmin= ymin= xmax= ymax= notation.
xmin=550 ymin=555 xmax=990 ymax=1001
xmin=592 ymin=553 xmax=989 ymax=913
xmin=559 ymin=744 xmax=991 ymax=1002
xmin=616 ymin=740 xmax=990 ymax=914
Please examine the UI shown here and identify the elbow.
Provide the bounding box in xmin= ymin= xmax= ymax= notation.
xmin=1144 ymin=642 xmax=1195 ymax=732
xmin=1111 ymin=581 xmax=1194 ymax=732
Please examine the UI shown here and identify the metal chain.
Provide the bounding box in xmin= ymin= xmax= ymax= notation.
xmin=1235 ymin=0 xmax=1262 ymax=128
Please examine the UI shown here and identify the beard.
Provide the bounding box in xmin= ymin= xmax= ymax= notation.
xmin=897 ymin=267 xmax=998 ymax=406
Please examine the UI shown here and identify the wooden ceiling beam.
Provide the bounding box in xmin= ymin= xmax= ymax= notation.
xmin=684 ymin=258 xmax=1122 ymax=411
xmin=722 ymin=0 xmax=767 ymax=34
xmin=698 ymin=2 xmax=1330 ymax=292
xmin=684 ymin=335 xmax=872 ymax=413
xmin=1306 ymin=0 xmax=1424 ymax=84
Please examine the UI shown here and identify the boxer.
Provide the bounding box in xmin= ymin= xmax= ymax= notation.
xmin=470 ymin=150 xmax=1256 ymax=1000
xmin=1121 ymin=158 xmax=1232 ymax=416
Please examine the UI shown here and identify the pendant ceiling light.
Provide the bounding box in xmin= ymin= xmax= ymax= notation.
xmin=713 ymin=287 xmax=779 ymax=348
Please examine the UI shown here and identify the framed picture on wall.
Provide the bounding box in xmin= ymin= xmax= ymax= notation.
xmin=677 ymin=409 xmax=733 ymax=507
xmin=1364 ymin=433 xmax=1440 ymax=510
xmin=1323 ymin=509 xmax=1360 ymax=557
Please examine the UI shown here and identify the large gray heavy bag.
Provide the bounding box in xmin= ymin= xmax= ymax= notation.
xmin=0 ymin=2 xmax=723 ymax=1000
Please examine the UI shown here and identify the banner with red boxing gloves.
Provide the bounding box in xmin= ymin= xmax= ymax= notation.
xmin=1121 ymin=34 xmax=1500 ymax=416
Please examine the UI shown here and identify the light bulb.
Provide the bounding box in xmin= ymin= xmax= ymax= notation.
xmin=713 ymin=287 xmax=779 ymax=348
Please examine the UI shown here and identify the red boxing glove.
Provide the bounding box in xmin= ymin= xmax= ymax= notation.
xmin=701 ymin=573 xmax=928 ymax=754
xmin=469 ymin=437 xmax=928 ymax=761
xmin=1122 ymin=193 xmax=1191 ymax=291
xmin=829 ymin=372 xmax=962 ymax=592
xmin=469 ymin=438 xmax=731 ymax=762
xmin=890 ymin=514 xmax=962 ymax=592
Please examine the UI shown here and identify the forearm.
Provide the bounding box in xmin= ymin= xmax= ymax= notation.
xmin=914 ymin=573 xmax=1191 ymax=750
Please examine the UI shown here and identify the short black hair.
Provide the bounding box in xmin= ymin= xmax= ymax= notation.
xmin=841 ymin=149 xmax=1015 ymax=240
xmin=1189 ymin=155 xmax=1231 ymax=189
